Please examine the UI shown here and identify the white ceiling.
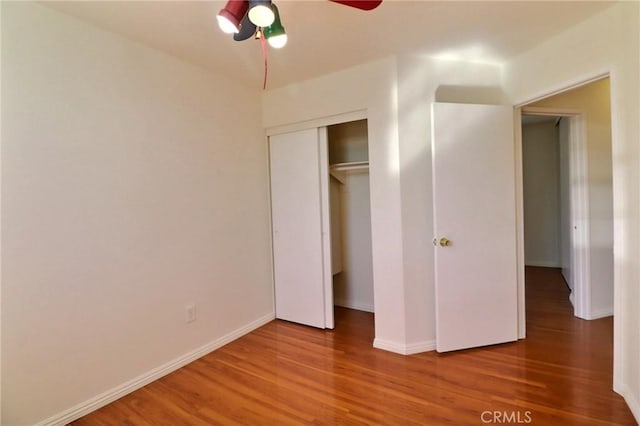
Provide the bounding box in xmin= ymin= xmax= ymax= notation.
xmin=44 ymin=1 xmax=616 ymax=90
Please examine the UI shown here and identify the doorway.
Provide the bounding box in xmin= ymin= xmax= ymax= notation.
xmin=267 ymin=116 xmax=375 ymax=332
xmin=521 ymin=114 xmax=571 ymax=299
xmin=518 ymin=77 xmax=614 ymax=324
xmin=328 ymin=119 xmax=375 ymax=315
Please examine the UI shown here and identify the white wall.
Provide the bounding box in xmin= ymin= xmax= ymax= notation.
xmin=262 ymin=58 xmax=409 ymax=352
xmin=264 ymin=5 xmax=639 ymax=420
xmin=3 ymin=1 xmax=637 ymax=423
xmin=396 ymin=55 xmax=505 ymax=347
xmin=263 ymin=55 xmax=505 ymax=353
xmin=528 ymin=79 xmax=614 ymax=317
xmin=1 ymin=3 xmax=273 ymax=425
xmin=522 ymin=120 xmax=561 ymax=267
xmin=263 ymin=4 xmax=640 ymax=416
xmin=333 ymin=171 xmax=374 ymax=312
xmin=330 ymin=177 xmax=343 ymax=275
xmin=503 ymin=2 xmax=640 ymax=421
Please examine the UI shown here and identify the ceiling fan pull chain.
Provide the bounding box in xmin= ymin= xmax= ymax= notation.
xmin=259 ymin=28 xmax=269 ymax=90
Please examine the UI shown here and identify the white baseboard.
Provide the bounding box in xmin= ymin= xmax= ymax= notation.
xmin=616 ymin=382 xmax=640 ymax=424
xmin=334 ymin=300 xmax=374 ymax=313
xmin=524 ymin=260 xmax=561 ymax=268
xmin=404 ymin=340 xmax=437 ymax=354
xmin=584 ymin=307 xmax=614 ymax=320
xmin=574 ymin=306 xmax=612 ymax=321
xmin=373 ymin=338 xmax=436 ymax=355
xmin=37 ymin=312 xmax=275 ymax=426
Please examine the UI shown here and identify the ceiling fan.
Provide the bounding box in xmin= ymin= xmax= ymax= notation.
xmin=216 ymin=0 xmax=383 ymax=49
xmin=216 ymin=0 xmax=382 ymax=88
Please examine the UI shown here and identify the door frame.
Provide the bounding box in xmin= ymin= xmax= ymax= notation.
xmin=517 ymin=107 xmax=591 ymax=322
xmin=514 ymin=74 xmax=610 ymax=337
xmin=265 ymin=109 xmax=372 ymax=329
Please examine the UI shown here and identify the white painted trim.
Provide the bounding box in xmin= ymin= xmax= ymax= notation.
xmin=334 ymin=300 xmax=374 ymax=313
xmin=514 ymin=72 xmax=610 ymax=107
xmin=265 ymin=109 xmax=367 ymax=137
xmin=609 ymin=67 xmax=624 ymax=398
xmin=516 ymin=108 xmax=593 ymax=322
xmin=265 ymin=137 xmax=277 ymax=316
xmin=524 ymin=261 xmax=562 ymax=268
xmin=37 ymin=312 xmax=276 ymax=426
xmin=514 ymin=107 xmax=526 ymax=340
xmin=568 ymin=114 xmax=592 ymax=320
xmin=404 ymin=340 xmax=437 ymax=354
xmin=617 ymin=382 xmax=640 ymax=424
xmin=373 ymin=338 xmax=404 ymax=354
xmin=584 ymin=308 xmax=613 ymax=320
xmin=373 ymin=338 xmax=436 ymax=355
xmin=318 ymin=127 xmax=334 ymax=329
xmin=522 ymin=106 xmax=582 ymax=116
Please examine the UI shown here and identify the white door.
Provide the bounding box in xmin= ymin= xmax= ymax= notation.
xmin=269 ymin=128 xmax=334 ymax=329
xmin=432 ymin=102 xmax=518 ymax=352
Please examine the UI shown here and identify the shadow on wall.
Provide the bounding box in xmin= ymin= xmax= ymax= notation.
xmin=435 ymin=85 xmax=508 ymax=104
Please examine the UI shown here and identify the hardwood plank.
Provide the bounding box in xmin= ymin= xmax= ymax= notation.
xmin=72 ymin=267 xmax=636 ymax=425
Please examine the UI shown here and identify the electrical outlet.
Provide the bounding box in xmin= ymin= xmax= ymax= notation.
xmin=185 ymin=304 xmax=196 ymax=323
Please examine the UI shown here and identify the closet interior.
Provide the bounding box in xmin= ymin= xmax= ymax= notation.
xmin=328 ymin=119 xmax=375 ymax=313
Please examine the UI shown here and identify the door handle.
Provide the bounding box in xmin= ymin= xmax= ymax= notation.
xmin=439 ymin=237 xmax=451 ymax=247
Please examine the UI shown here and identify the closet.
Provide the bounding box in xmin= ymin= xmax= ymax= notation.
xmin=328 ymin=120 xmax=374 ymax=313
xmin=268 ymin=119 xmax=374 ymax=330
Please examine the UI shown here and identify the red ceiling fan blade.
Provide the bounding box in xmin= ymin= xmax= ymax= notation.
xmin=329 ymin=0 xmax=382 ymax=11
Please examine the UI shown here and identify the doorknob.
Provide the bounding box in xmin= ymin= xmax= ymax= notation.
xmin=439 ymin=237 xmax=452 ymax=247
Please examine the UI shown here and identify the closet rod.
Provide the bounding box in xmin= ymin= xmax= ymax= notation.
xmin=329 ymin=161 xmax=369 ymax=173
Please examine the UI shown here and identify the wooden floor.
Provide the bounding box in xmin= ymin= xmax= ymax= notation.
xmin=73 ymin=267 xmax=636 ymax=425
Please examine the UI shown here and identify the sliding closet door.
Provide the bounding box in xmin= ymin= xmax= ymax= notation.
xmin=269 ymin=128 xmax=334 ymax=329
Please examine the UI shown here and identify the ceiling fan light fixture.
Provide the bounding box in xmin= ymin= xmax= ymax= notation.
xmin=234 ymin=13 xmax=258 ymax=41
xmin=216 ymin=15 xmax=239 ymax=34
xmin=248 ymin=0 xmax=275 ymax=27
xmin=217 ymin=0 xmax=249 ymax=34
xmin=263 ymin=4 xmax=287 ymax=48
xmin=267 ymin=33 xmax=287 ymax=49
